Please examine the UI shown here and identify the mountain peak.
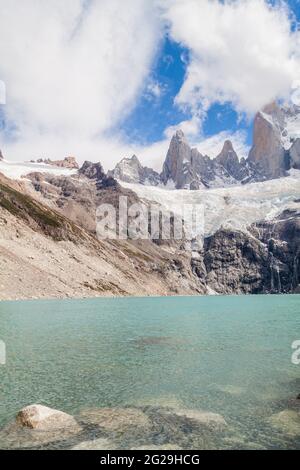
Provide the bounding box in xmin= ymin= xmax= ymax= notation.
xmin=161 ymin=129 xmax=192 ymax=188
xmin=130 ymin=154 xmax=140 ymax=162
xmin=174 ymin=129 xmax=186 ymax=142
xmin=222 ymin=140 xmax=234 ymax=152
xmin=215 ymin=140 xmax=243 ymax=180
xmin=79 ymin=161 xmax=105 ymax=180
xmin=110 ymin=154 xmax=160 ymax=186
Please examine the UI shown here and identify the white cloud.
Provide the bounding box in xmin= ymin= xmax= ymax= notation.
xmin=0 ymin=0 xmax=299 ymax=171
xmin=145 ymin=79 xmax=165 ymax=100
xmin=195 ymin=130 xmax=250 ymax=160
xmin=162 ymin=0 xmax=300 ymax=119
xmin=0 ymin=0 xmax=161 ymax=161
xmin=164 ymin=116 xmax=201 ymax=139
xmin=0 ymin=80 xmax=5 ymax=105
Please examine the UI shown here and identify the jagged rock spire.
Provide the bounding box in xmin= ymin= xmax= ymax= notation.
xmin=248 ymin=102 xmax=287 ymax=178
xmin=215 ymin=140 xmax=241 ymax=179
xmin=161 ymin=130 xmax=193 ymax=188
xmin=109 ymin=154 xmax=161 ymax=186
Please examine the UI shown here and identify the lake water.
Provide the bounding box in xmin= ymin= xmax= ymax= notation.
xmin=0 ymin=295 xmax=299 ymax=450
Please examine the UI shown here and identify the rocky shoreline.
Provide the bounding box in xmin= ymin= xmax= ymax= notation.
xmin=0 ymin=396 xmax=299 ymax=450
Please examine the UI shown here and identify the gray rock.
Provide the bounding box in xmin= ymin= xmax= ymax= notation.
xmin=215 ymin=140 xmax=243 ymax=180
xmin=79 ymin=407 xmax=151 ymax=432
xmin=161 ymin=130 xmax=195 ymax=189
xmin=79 ymin=161 xmax=118 ymax=189
xmin=161 ymin=131 xmax=241 ymax=189
xmin=290 ymin=138 xmax=300 ymax=169
xmin=267 ymin=409 xmax=300 ymax=438
xmin=248 ymin=103 xmax=287 ymax=178
xmin=248 ymin=102 xmax=300 ymax=178
xmin=78 ymin=161 xmax=106 ymax=180
xmin=170 ymin=409 xmax=227 ymax=430
xmin=110 ymin=155 xmax=160 ymax=186
xmin=192 ymin=209 xmax=300 ymax=294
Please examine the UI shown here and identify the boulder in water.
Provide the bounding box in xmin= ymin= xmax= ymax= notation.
xmin=79 ymin=407 xmax=151 ymax=432
xmin=267 ymin=409 xmax=300 ymax=438
xmin=16 ymin=404 xmax=81 ymax=432
xmin=169 ymin=409 xmax=227 ymax=430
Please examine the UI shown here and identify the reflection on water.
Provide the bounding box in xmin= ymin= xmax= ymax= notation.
xmin=0 ymin=295 xmax=299 ymax=449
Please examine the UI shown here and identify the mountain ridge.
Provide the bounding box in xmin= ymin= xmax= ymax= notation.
xmin=109 ymin=101 xmax=300 ymax=190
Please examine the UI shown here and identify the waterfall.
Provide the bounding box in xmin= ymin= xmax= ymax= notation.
xmin=292 ymin=251 xmax=299 ymax=289
xmin=270 ymin=252 xmax=275 ymax=292
xmin=267 ymin=222 xmax=281 ymax=293
xmin=276 ymin=265 xmax=281 ymax=294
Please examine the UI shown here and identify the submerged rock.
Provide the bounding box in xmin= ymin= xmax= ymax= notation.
xmin=135 ymin=395 xmax=184 ymax=410
xmin=16 ymin=404 xmax=81 ymax=432
xmin=267 ymin=409 xmax=300 ymax=438
xmin=169 ymin=409 xmax=227 ymax=430
xmin=79 ymin=407 xmax=151 ymax=432
xmin=0 ymin=405 xmax=82 ymax=449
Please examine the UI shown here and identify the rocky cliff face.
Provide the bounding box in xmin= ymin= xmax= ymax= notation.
xmin=109 ymin=155 xmax=160 ymax=186
xmin=51 ymin=157 xmax=79 ymax=169
xmin=26 ymin=161 xmax=135 ymax=233
xmin=248 ymin=102 xmax=300 ymax=178
xmin=78 ymin=160 xmax=118 ymax=189
xmin=290 ymin=139 xmax=300 ymax=169
xmin=36 ymin=157 xmax=79 ymax=169
xmin=192 ymin=209 xmax=300 ymax=294
xmin=0 ymin=150 xmax=3 ymax=161
xmin=161 ymin=130 xmax=195 ymax=189
xmin=215 ymin=140 xmax=245 ymax=180
xmin=248 ymin=103 xmax=287 ymax=178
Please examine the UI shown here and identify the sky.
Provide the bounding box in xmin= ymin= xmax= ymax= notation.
xmin=0 ymin=0 xmax=300 ymax=171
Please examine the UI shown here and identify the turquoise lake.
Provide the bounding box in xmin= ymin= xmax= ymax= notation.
xmin=0 ymin=295 xmax=299 ymax=450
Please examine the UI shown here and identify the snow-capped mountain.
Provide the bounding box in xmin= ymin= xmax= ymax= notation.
xmin=1 ymin=101 xmax=299 ymax=191
xmin=108 ymin=155 xmax=161 ymax=186
xmin=110 ymin=131 xmax=261 ymax=190
xmin=161 ymin=131 xmax=260 ymax=189
xmin=110 ymin=101 xmax=300 ymax=190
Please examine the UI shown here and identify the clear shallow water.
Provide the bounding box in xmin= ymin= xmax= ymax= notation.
xmin=0 ymin=295 xmax=299 ymax=450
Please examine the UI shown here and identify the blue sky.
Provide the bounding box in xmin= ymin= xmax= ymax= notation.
xmin=121 ymin=36 xmax=253 ymax=147
xmin=0 ymin=0 xmax=300 ymax=168
xmin=121 ymin=0 xmax=300 ymax=150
